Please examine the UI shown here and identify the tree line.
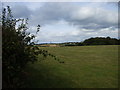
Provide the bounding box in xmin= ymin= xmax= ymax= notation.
xmin=63 ymin=37 xmax=120 ymax=46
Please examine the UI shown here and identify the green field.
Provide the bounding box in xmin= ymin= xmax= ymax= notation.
xmin=25 ymin=45 xmax=118 ymax=88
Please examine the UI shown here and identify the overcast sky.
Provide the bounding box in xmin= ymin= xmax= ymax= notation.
xmin=1 ymin=1 xmax=119 ymax=43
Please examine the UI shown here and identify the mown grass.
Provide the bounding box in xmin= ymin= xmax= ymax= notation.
xmin=25 ymin=45 xmax=118 ymax=88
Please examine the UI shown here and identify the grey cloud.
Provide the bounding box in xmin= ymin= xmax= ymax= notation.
xmin=3 ymin=2 xmax=118 ymax=30
xmin=69 ymin=6 xmax=118 ymax=29
xmin=29 ymin=2 xmax=73 ymax=26
xmin=28 ymin=2 xmax=118 ymax=31
xmin=11 ymin=4 xmax=31 ymax=18
xmin=4 ymin=2 xmax=118 ymax=43
xmin=7 ymin=2 xmax=117 ymax=31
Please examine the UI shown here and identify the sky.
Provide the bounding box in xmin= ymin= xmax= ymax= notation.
xmin=1 ymin=0 xmax=119 ymax=43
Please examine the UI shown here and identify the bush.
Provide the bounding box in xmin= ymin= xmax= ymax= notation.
xmin=2 ymin=6 xmax=59 ymax=88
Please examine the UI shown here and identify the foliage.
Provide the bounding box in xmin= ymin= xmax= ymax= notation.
xmin=63 ymin=37 xmax=119 ymax=46
xmin=2 ymin=6 xmax=60 ymax=88
xmin=81 ymin=37 xmax=119 ymax=45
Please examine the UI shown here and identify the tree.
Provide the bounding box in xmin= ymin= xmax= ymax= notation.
xmin=2 ymin=6 xmax=61 ymax=88
xmin=81 ymin=37 xmax=119 ymax=46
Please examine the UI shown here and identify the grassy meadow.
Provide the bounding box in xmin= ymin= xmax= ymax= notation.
xmin=25 ymin=45 xmax=118 ymax=88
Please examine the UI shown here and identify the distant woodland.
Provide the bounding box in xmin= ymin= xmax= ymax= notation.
xmin=63 ymin=37 xmax=120 ymax=46
xmin=38 ymin=37 xmax=120 ymax=47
